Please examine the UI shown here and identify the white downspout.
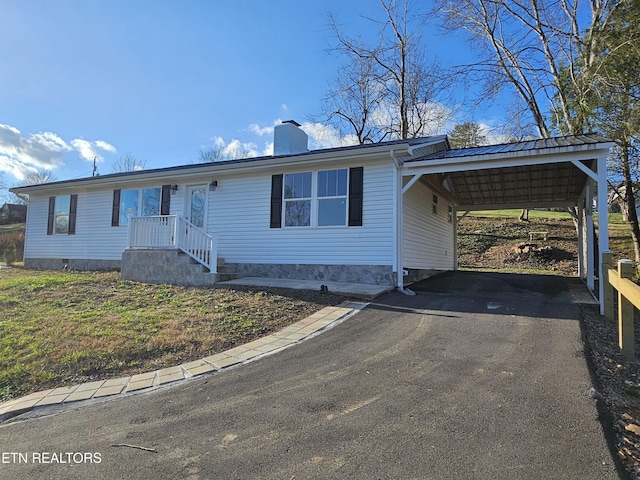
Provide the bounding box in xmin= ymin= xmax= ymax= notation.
xmin=391 ymin=149 xmax=414 ymax=295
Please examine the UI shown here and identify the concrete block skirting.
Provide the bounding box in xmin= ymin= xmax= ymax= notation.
xmin=227 ymin=262 xmax=396 ymax=286
xmin=23 ymin=258 xmax=121 ymax=271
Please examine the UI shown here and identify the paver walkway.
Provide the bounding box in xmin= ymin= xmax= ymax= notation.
xmin=0 ymin=300 xmax=366 ymax=421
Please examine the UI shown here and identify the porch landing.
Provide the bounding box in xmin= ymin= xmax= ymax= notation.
xmin=217 ymin=277 xmax=393 ymax=299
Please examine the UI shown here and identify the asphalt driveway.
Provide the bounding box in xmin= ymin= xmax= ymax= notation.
xmin=0 ymin=271 xmax=620 ymax=479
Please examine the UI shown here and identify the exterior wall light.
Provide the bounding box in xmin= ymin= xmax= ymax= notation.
xmin=170 ymin=184 xmax=179 ymax=195
xmin=209 ymin=180 xmax=218 ymax=192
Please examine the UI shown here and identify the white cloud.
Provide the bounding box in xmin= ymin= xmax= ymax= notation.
xmin=300 ymin=121 xmax=359 ymax=149
xmin=0 ymin=123 xmax=117 ymax=181
xmin=206 ymin=136 xmax=260 ymax=160
xmin=0 ymin=124 xmax=69 ymax=180
xmin=70 ymin=138 xmax=116 ymax=162
xmin=95 ymin=140 xmax=117 ymax=153
xmin=247 ymin=123 xmax=274 ymax=137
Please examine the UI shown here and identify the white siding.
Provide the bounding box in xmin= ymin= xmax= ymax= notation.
xmin=24 ymin=160 xmax=396 ymax=267
xmin=24 ymin=181 xmax=171 ymax=261
xmin=207 ymin=159 xmax=395 ymax=266
xmin=402 ymin=179 xmax=455 ymax=270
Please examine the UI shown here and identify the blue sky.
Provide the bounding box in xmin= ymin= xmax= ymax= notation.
xmin=0 ymin=0 xmax=492 ymax=190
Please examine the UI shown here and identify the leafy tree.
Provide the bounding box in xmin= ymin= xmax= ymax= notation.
xmin=448 ymin=122 xmax=487 ymax=148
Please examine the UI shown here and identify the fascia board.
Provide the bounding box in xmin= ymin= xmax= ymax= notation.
xmin=403 ymin=146 xmax=613 ymax=176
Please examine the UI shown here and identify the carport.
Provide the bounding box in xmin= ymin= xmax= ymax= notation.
xmin=399 ymin=134 xmax=615 ymax=314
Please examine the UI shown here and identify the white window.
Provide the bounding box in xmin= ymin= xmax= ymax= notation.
xmin=119 ymin=188 xmax=161 ymax=225
xmin=317 ymin=169 xmax=348 ymax=226
xmin=54 ymin=195 xmax=70 ymax=234
xmin=283 ymin=169 xmax=349 ymax=228
xmin=284 ymin=172 xmax=312 ymax=227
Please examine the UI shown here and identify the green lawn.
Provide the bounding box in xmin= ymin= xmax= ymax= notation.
xmin=0 ymin=269 xmax=341 ymax=402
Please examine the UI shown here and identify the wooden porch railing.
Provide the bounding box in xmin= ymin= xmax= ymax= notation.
xmin=602 ymin=252 xmax=638 ymax=360
xmin=128 ymin=215 xmax=216 ymax=273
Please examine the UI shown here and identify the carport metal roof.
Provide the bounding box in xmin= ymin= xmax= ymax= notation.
xmin=402 ymin=133 xmax=612 ymax=210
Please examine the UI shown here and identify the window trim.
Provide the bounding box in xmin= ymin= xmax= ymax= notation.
xmin=270 ymin=167 xmax=363 ymax=229
xmin=283 ymin=172 xmax=312 ymax=228
xmin=112 ymin=186 xmax=168 ymax=227
xmin=316 ymin=169 xmax=348 ymax=227
xmin=47 ymin=194 xmax=77 ymax=236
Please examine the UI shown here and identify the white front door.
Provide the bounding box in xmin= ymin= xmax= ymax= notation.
xmin=186 ymin=185 xmax=207 ymax=228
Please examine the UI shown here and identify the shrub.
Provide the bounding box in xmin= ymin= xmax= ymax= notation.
xmin=3 ymin=243 xmax=17 ymax=265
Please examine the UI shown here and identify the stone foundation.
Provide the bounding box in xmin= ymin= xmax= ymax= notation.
xmin=121 ymin=249 xmax=216 ymax=286
xmin=227 ymin=262 xmax=396 ymax=286
xmin=23 ymin=257 xmax=121 ymax=271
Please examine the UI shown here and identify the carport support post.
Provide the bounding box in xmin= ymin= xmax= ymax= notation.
xmin=597 ymin=154 xmax=610 ymax=315
xmin=602 ymin=251 xmax=614 ymax=320
xmin=577 ymin=203 xmax=584 ymax=280
xmin=585 ymin=180 xmax=595 ymax=291
xmin=618 ymin=260 xmax=635 ymax=360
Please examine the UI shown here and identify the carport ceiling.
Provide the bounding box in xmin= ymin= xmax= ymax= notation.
xmin=446 ymin=161 xmax=591 ymax=209
xmin=404 ymin=134 xmax=611 ymax=210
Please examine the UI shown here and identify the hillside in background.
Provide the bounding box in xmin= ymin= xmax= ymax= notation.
xmin=457 ymin=211 xmax=633 ymax=276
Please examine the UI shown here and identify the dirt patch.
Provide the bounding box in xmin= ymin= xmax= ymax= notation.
xmin=458 ymin=215 xmax=578 ymax=275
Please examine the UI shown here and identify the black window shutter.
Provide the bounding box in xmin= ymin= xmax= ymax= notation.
xmin=161 ymin=185 xmax=171 ymax=215
xmin=111 ymin=189 xmax=121 ymax=226
xmin=348 ymin=167 xmax=363 ymax=226
xmin=270 ymin=174 xmax=283 ymax=228
xmin=68 ymin=194 xmax=78 ymax=235
xmin=47 ymin=196 xmax=55 ymax=235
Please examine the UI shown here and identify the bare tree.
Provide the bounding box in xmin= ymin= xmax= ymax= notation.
xmin=12 ymin=169 xmax=58 ymax=203
xmin=111 ymin=154 xmax=146 ymax=173
xmin=434 ymin=0 xmax=632 ymax=236
xmin=198 ymin=146 xmax=226 ymax=163
xmin=323 ymin=0 xmax=453 ymax=143
xmin=197 ymin=141 xmax=254 ymax=163
xmin=434 ymin=0 xmax=618 ymax=137
xmin=319 ymin=55 xmax=388 ymax=144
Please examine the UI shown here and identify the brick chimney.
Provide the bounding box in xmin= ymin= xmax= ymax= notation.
xmin=273 ymin=120 xmax=308 ymax=155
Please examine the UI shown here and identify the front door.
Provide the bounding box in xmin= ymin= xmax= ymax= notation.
xmin=186 ymin=185 xmax=207 ymax=228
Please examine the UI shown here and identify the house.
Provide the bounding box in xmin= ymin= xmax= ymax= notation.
xmin=0 ymin=203 xmax=27 ymax=224
xmin=10 ymin=122 xmax=613 ymax=308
